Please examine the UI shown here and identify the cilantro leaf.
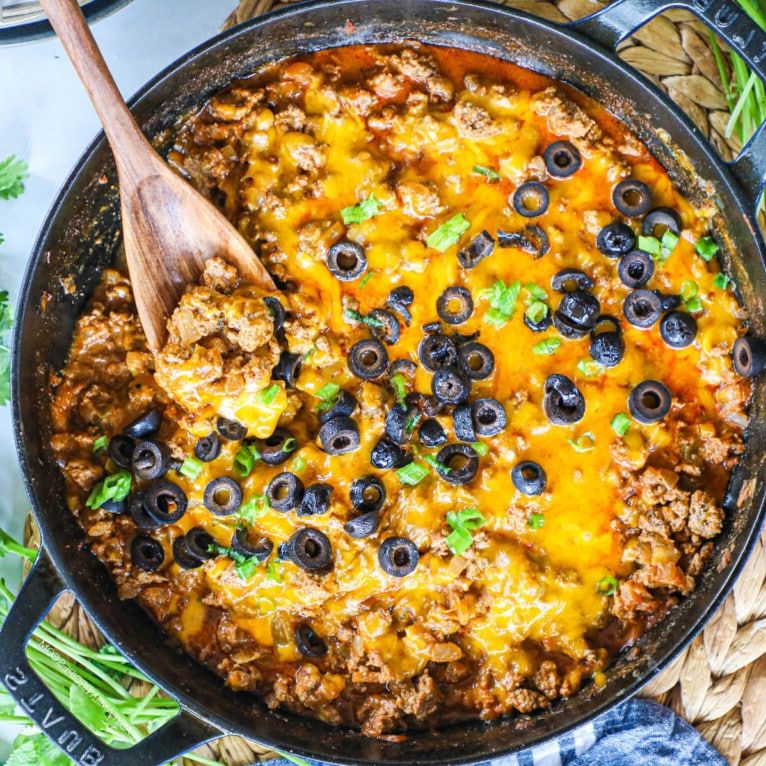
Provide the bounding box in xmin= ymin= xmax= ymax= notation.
xmin=0 ymin=156 xmax=29 ymax=201
xmin=341 ymin=194 xmax=383 ymax=225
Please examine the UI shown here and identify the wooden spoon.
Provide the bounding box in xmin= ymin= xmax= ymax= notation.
xmin=40 ymin=0 xmax=275 ymax=352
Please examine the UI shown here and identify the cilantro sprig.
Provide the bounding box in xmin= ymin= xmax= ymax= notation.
xmin=0 ymin=156 xmax=28 ymax=201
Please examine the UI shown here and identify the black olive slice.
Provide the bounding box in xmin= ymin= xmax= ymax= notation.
xmin=288 ymin=527 xmax=333 ymax=572
xmin=641 ymin=206 xmax=682 ymax=237
xmin=513 ymin=181 xmax=549 ymax=217
xmin=123 ymin=409 xmax=161 ymax=439
xmin=129 ymin=491 xmax=161 ymax=530
xmin=231 ymin=528 xmax=273 ymax=561
xmin=390 ymin=359 xmax=417 ymax=379
xmin=295 ymin=623 xmax=328 ymax=657
xmin=452 ymin=404 xmax=476 ymax=442
xmin=733 ymin=336 xmax=766 ymax=377
xmin=194 ymin=433 xmax=221 ymax=463
xmin=511 ymin=461 xmax=547 ymax=495
xmin=543 ymin=140 xmax=582 ymax=178
xmin=618 ymin=250 xmax=655 ymax=288
xmin=418 ymin=333 xmax=458 ymax=372
xmin=173 ymin=536 xmax=203 ymax=570
xmin=327 ymin=240 xmax=367 ymax=281
xmin=216 ymin=417 xmax=247 ymax=442
xmin=422 ymin=396 xmax=443 ymax=417
xmin=264 ymin=296 xmax=287 ymax=333
xmin=266 ymin=472 xmax=304 ymax=512
xmin=131 ymin=535 xmax=164 ymax=572
xmin=299 ymin=483 xmax=333 ymax=516
xmin=553 ymin=312 xmax=589 ymax=340
xmin=108 ymin=434 xmax=135 ymax=469
xmin=100 ymin=497 xmax=127 ymax=515
xmin=344 ymin=510 xmax=380 ymax=539
xmin=272 ymin=351 xmax=303 ymax=388
xmin=498 ymin=226 xmax=551 ymax=259
xmin=385 ymin=403 xmax=417 ymax=445
xmin=132 ymin=440 xmax=170 ymax=481
xmin=457 ymin=230 xmax=495 ymax=269
xmin=629 ymin=380 xmax=672 ymax=423
xmin=423 ymin=321 xmax=442 ymax=334
xmin=557 ymin=290 xmax=600 ymax=330
xmin=419 ymin=418 xmax=447 ymax=448
xmin=458 ymin=341 xmax=494 ymax=380
xmin=144 ymin=480 xmax=187 ymax=524
xmin=437 ymin=286 xmax=474 ymax=325
xmin=551 ymin=269 xmax=594 ymax=293
xmin=378 ymin=537 xmax=419 ymax=577
xmin=592 ymin=315 xmax=622 ymax=336
xmin=370 ymin=438 xmax=407 ymax=469
xmin=388 ymin=286 xmax=414 ymax=305
xmin=471 ymin=397 xmax=507 ymax=436
xmin=432 ymin=366 xmax=471 ymax=405
xmin=656 ymin=291 xmax=681 ymax=312
xmin=543 ymin=374 xmax=585 ymax=425
xmin=318 ymin=416 xmax=360 ymax=456
xmin=350 ymin=475 xmax=386 ymax=513
xmin=185 ymin=527 xmax=217 ymax=561
xmin=203 ymin=476 xmax=242 ymax=516
xmin=256 ymin=427 xmax=298 ymax=465
xmin=613 ymin=179 xmax=653 ymax=217
xmin=660 ymin=311 xmax=697 ymax=349
xmin=590 ymin=332 xmax=625 ymax=367
xmin=524 ymin=311 xmax=553 ymax=332
xmin=623 ymin=289 xmax=663 ymax=328
xmin=596 ymin=222 xmax=636 ymax=258
xmin=348 ymin=338 xmax=388 ymax=380
xmin=369 ymin=309 xmax=401 ymax=345
xmin=434 ymin=443 xmax=479 ymax=485
xmin=318 ymin=391 xmax=358 ymax=425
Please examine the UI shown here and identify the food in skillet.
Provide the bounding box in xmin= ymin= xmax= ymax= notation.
xmin=49 ymin=44 xmax=756 ymax=735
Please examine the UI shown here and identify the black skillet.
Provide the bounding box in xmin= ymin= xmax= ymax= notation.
xmin=2 ymin=0 xmax=766 ymax=764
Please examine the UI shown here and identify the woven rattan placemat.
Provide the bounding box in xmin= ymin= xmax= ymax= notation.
xmin=29 ymin=2 xmax=766 ymax=764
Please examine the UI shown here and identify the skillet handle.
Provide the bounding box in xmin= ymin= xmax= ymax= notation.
xmin=571 ymin=0 xmax=766 ymax=211
xmin=0 ymin=552 xmax=221 ymax=766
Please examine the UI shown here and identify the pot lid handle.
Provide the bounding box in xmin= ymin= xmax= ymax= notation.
xmin=572 ymin=0 xmax=766 ymax=212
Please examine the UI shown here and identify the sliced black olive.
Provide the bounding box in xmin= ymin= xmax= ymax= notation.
xmin=543 ymin=374 xmax=585 ymax=426
xmin=422 ymin=396 xmax=443 ymax=417
xmin=432 ymin=366 xmax=471 ymax=405
xmin=418 ymin=333 xmax=458 ymax=372
xmin=390 ymin=359 xmax=417 ymax=378
xmin=318 ymin=416 xmax=360 ymax=455
xmin=172 ymin=536 xmax=202 ymax=570
xmin=299 ymin=483 xmax=333 ymax=516
xmin=327 ymin=240 xmax=366 ymax=281
xmin=256 ymin=427 xmax=297 ymax=465
xmin=185 ymin=526 xmax=217 ymax=561
xmin=388 ymin=286 xmax=414 ymax=305
xmin=348 ymin=338 xmax=388 ymax=380
xmin=592 ymin=315 xmax=622 ymax=336
xmin=231 ymin=527 xmax=273 ymax=561
xmin=543 ymin=140 xmax=582 ymax=178
xmin=129 ymin=492 xmax=161 ymax=530
xmin=629 ymin=380 xmax=672 ymax=423
xmin=553 ymin=312 xmax=589 ymax=340
xmin=458 ymin=341 xmax=494 ymax=380
xmin=144 ymin=480 xmax=187 ymax=524
xmin=272 ymin=351 xmax=302 ymax=388
xmin=451 ymin=330 xmax=480 ymax=347
xmin=350 ymin=475 xmax=386 ymax=513
xmin=344 ymin=510 xmax=380 ymax=539
xmin=288 ymin=527 xmax=333 ymax=572
xmin=378 ymin=537 xmax=419 ymax=577
xmin=434 ymin=443 xmax=479 ymax=485
xmin=419 ymin=418 xmax=447 ymax=448
xmin=123 ymin=409 xmax=161 ymax=439
xmin=295 ymin=623 xmax=328 ymax=658
xmin=660 ymin=311 xmax=697 ymax=349
xmin=656 ymin=292 xmax=682 ymax=312
xmin=498 ymin=226 xmax=550 ymax=258
xmin=623 ymin=289 xmax=663 ymax=328
xmin=266 ymin=472 xmax=304 ymax=512
xmin=524 ymin=311 xmax=553 ymax=332
xmin=618 ymin=250 xmax=654 ymax=288
xmin=733 ymin=336 xmax=766 ymax=377
xmin=369 ymin=309 xmax=401 ymax=345
xmin=511 ymin=461 xmax=547 ymax=495
xmin=216 ymin=416 xmax=247 ymax=441
xmin=405 ymin=391 xmax=426 ymax=410
xmin=108 ymin=435 xmax=135 ymax=469
xmin=371 ymin=438 xmax=407 ymax=469
xmin=453 ymin=404 xmax=476 ymax=442
xmin=422 ymin=321 xmax=442 ymax=334
xmin=596 ymin=222 xmax=636 ymax=258
xmin=613 ymin=179 xmax=653 ymax=217
xmin=194 ymin=433 xmax=221 ymax=463
xmin=437 ymin=286 xmax=473 ymax=325
xmin=641 ymin=206 xmax=682 ymax=237
xmin=552 ymin=269 xmax=594 ymax=292
xmin=471 ymin=398 xmax=507 ymax=436
xmin=590 ymin=331 xmax=625 ymax=367
xmin=277 ymin=542 xmax=291 ymax=560
xmin=132 ymin=440 xmax=170 ymax=481
xmin=264 ymin=296 xmax=286 ymax=333
xmin=318 ymin=391 xmax=358 ymax=425
xmin=100 ymin=497 xmax=127 ymax=514
xmin=131 ymin=535 xmax=164 ymax=572
xmin=513 ymin=181 xmax=549 ymax=217
xmin=457 ymin=230 xmax=495 ymax=269
xmin=557 ymin=290 xmax=600 ymax=331
xmin=203 ymin=476 xmax=242 ymax=516
xmin=385 ymin=403 xmax=416 ymax=445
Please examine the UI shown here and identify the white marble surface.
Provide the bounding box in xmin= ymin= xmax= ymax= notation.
xmin=0 ymin=0 xmax=236 ymax=755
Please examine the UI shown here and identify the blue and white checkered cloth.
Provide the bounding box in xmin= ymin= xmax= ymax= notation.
xmin=262 ymin=699 xmax=726 ymax=766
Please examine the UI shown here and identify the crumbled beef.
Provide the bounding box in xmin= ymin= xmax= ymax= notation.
xmin=451 ymin=100 xmax=499 ymax=139
xmin=688 ymin=490 xmax=724 ymax=539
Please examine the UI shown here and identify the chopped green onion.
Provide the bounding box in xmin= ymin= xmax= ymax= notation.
xmin=568 ymin=432 xmax=596 ymax=453
xmin=680 ymin=280 xmax=698 ymax=302
xmin=396 ymin=462 xmax=430 ymax=485
xmin=532 ymin=337 xmax=561 ymax=355
xmin=341 ymin=194 xmax=383 ymax=225
xmin=234 ymin=555 xmax=260 ymax=581
xmin=426 ymin=213 xmax=470 ymax=252
xmin=92 ymin=435 xmax=108 ymax=454
xmin=446 ymin=526 xmax=473 ymax=554
xmin=267 ymin=559 xmax=284 ymax=582
xmin=234 ymin=443 xmax=261 ymax=477
xmin=597 ymin=575 xmax=619 ymax=596
xmin=86 ymin=470 xmax=132 ymax=509
xmin=238 ymin=494 xmax=269 ymax=522
xmin=445 ymin=507 xmax=487 ymax=555
xmin=472 ymin=164 xmax=501 ymax=182
xmin=661 ymin=230 xmax=679 ymax=258
xmin=316 ymin=382 xmax=340 ymax=401
xmin=291 ymin=455 xmax=306 ymax=472
xmin=637 ymin=235 xmax=661 ymax=256
xmin=344 ymin=307 xmax=385 ymax=328
xmin=471 ymin=441 xmax=488 ymax=456
xmin=259 ymin=383 xmax=280 ymax=404
xmin=525 ymin=300 xmax=548 ymax=325
xmin=281 ymin=437 xmax=298 ymax=454
xmin=695 ymin=236 xmax=719 ymax=262
xmin=577 ymin=358 xmax=604 ymax=377
xmin=359 ymin=270 xmax=375 ymax=288
xmin=405 ymin=411 xmax=422 ymax=434
xmin=524 ymin=283 xmax=548 ymax=302
xmin=422 ymin=453 xmax=448 ymax=472
xmin=480 ymin=279 xmax=521 ymax=327
xmin=302 ymin=346 xmax=316 ymax=361
xmin=390 ymin=373 xmax=408 ymax=406
xmin=686 ymin=296 xmax=703 ymax=313
xmin=527 ymin=513 xmax=545 ymax=530
xmin=713 ymin=272 xmax=731 ymax=289
xmin=178 ymin=456 xmax=204 ymax=481
xmin=611 ymin=413 xmax=631 ymax=436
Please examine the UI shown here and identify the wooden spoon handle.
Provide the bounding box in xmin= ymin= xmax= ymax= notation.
xmin=39 ymin=0 xmax=154 ymax=176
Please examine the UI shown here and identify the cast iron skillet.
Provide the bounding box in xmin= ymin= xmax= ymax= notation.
xmin=2 ymin=0 xmax=766 ymax=764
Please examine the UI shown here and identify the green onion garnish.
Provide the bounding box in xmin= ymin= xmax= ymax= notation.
xmin=527 ymin=513 xmax=545 ymax=530
xmin=344 ymin=308 xmax=385 ymax=328
xmin=695 ymin=236 xmax=719 ymax=262
xmin=525 ymin=301 xmax=548 ymax=325
xmin=291 ymin=455 xmax=306 ymax=472
xmin=92 ymin=435 xmax=108 ymax=454
xmin=532 ymin=337 xmax=561 ymax=355
xmin=568 ymin=432 xmax=596 ymax=453
xmin=315 ymin=382 xmax=340 ymax=412
xmin=234 ymin=443 xmax=261 ymax=477
xmin=597 ymin=575 xmax=619 ymax=596
xmin=472 ymin=164 xmax=501 ymax=182
xmin=445 ymin=507 xmax=487 ymax=554
xmin=611 ymin=413 xmax=631 ymax=436
xmin=340 ymin=194 xmax=383 ymax=225
xmin=238 ymin=494 xmax=269 ymax=522
xmin=576 ymin=358 xmax=604 ymax=377
xmin=524 ymin=283 xmax=548 ymax=302
xmin=86 ymin=470 xmax=132 ymax=509
xmin=396 ymin=462 xmax=430 ymax=486
xmin=680 ymin=280 xmax=698 ymax=302
xmin=259 ymin=383 xmax=280 ymax=404
xmin=471 ymin=441 xmax=488 ymax=456
xmin=178 ymin=456 xmax=204 ymax=481
xmin=426 ymin=213 xmax=470 ymax=252
xmin=390 ymin=373 xmax=407 ymax=406
xmin=359 ymin=270 xmax=375 ymax=288
xmin=281 ymin=437 xmax=297 ymax=454
xmin=686 ymin=296 xmax=703 ymax=313
xmin=480 ymin=279 xmax=521 ymax=327
xmin=713 ymin=272 xmax=731 ymax=289
xmin=637 ymin=235 xmax=661 ymax=256
xmin=267 ymin=559 xmax=284 ymax=582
